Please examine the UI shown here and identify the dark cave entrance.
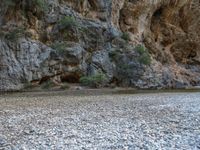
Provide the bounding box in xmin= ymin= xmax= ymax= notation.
xmin=150 ymin=7 xmax=164 ymax=43
xmin=60 ymin=73 xmax=81 ymax=83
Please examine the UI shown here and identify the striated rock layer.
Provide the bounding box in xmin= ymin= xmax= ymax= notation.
xmin=0 ymin=0 xmax=200 ymax=90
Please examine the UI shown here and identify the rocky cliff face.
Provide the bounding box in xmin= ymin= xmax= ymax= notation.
xmin=0 ymin=0 xmax=200 ymax=91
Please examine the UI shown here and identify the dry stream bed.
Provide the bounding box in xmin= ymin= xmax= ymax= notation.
xmin=0 ymin=91 xmax=200 ymax=149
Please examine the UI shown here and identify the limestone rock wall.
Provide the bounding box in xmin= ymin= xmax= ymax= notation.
xmin=0 ymin=0 xmax=200 ymax=90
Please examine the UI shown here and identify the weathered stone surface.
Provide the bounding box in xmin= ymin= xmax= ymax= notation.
xmin=0 ymin=38 xmax=52 ymax=90
xmin=0 ymin=0 xmax=200 ymax=90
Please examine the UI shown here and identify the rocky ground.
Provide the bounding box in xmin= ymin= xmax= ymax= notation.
xmin=0 ymin=92 xmax=200 ymax=149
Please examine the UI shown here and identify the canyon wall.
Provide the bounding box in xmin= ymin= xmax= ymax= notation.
xmin=0 ymin=0 xmax=200 ymax=90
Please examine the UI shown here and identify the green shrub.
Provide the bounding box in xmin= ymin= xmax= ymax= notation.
xmin=121 ymin=32 xmax=130 ymax=41
xmin=50 ymin=42 xmax=67 ymax=54
xmin=79 ymin=73 xmax=107 ymax=88
xmin=60 ymin=83 xmax=70 ymax=90
xmin=138 ymin=54 xmax=151 ymax=65
xmin=34 ymin=0 xmax=47 ymax=12
xmin=59 ymin=16 xmax=78 ymax=29
xmin=135 ymin=45 xmax=151 ymax=65
xmin=135 ymin=45 xmax=146 ymax=55
xmin=109 ymin=50 xmax=122 ymax=61
xmin=41 ymin=80 xmax=54 ymax=89
xmin=5 ymin=27 xmax=26 ymax=42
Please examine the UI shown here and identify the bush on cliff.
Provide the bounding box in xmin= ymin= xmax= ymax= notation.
xmin=51 ymin=42 xmax=67 ymax=54
xmin=5 ymin=27 xmax=26 ymax=42
xmin=135 ymin=45 xmax=151 ymax=65
xmin=59 ymin=16 xmax=78 ymax=30
xmin=121 ymin=32 xmax=130 ymax=41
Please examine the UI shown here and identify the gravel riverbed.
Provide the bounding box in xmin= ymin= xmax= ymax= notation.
xmin=0 ymin=92 xmax=200 ymax=149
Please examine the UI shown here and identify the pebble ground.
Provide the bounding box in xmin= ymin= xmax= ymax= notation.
xmin=0 ymin=92 xmax=200 ymax=149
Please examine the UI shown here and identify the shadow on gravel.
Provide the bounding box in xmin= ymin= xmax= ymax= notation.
xmin=0 ymin=88 xmax=200 ymax=98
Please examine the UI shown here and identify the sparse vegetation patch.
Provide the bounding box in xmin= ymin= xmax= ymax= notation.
xmin=59 ymin=16 xmax=78 ymax=30
xmin=135 ymin=45 xmax=151 ymax=65
xmin=79 ymin=73 xmax=107 ymax=88
xmin=50 ymin=42 xmax=68 ymax=55
xmin=121 ymin=32 xmax=130 ymax=41
xmin=5 ymin=27 xmax=26 ymax=42
xmin=41 ymin=80 xmax=55 ymax=90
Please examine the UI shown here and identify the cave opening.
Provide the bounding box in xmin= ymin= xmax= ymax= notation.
xmin=153 ymin=7 xmax=163 ymax=19
xmin=150 ymin=7 xmax=164 ymax=43
xmin=60 ymin=73 xmax=81 ymax=83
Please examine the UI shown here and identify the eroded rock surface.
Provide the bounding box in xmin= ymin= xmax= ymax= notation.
xmin=0 ymin=0 xmax=200 ymax=90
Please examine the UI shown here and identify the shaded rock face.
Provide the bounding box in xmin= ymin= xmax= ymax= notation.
xmin=120 ymin=0 xmax=200 ymax=88
xmin=0 ymin=0 xmax=200 ymax=90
